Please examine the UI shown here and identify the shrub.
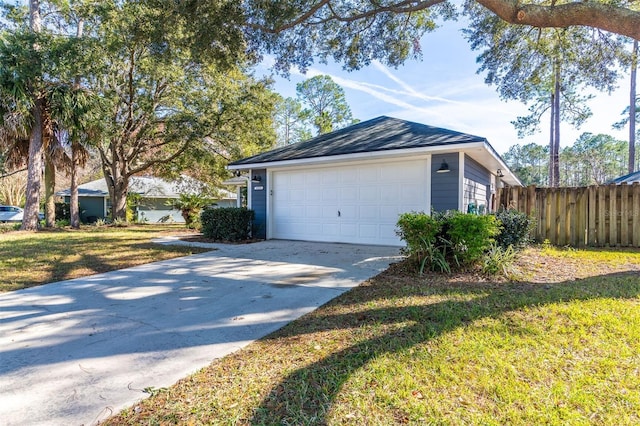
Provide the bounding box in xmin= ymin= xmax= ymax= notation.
xmin=168 ymin=194 xmax=213 ymax=229
xmin=201 ymin=207 xmax=254 ymax=242
xmin=397 ymin=211 xmax=503 ymax=273
xmin=396 ymin=212 xmax=441 ymax=256
xmin=396 ymin=212 xmax=449 ymax=274
xmin=55 ymin=202 xmax=71 ymax=221
xmin=445 ymin=212 xmax=499 ymax=266
xmin=493 ymin=208 xmax=535 ymax=249
xmin=482 ymin=243 xmax=519 ymax=278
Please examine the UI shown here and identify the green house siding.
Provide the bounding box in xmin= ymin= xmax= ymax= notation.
xmin=65 ymin=196 xmax=106 ymax=222
xmin=136 ymin=198 xmax=184 ymax=223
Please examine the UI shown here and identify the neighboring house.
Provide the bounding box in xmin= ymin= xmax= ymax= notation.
xmin=609 ymin=171 xmax=640 ymax=184
xmin=57 ymin=176 xmax=237 ymax=223
xmin=228 ymin=116 xmax=521 ymax=246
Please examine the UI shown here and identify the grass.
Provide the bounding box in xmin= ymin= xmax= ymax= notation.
xmin=0 ymin=224 xmax=210 ymax=292
xmin=105 ymin=246 xmax=640 ymax=425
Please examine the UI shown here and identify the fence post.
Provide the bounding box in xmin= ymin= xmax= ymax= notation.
xmin=588 ymin=186 xmax=597 ymax=246
xmin=598 ymin=185 xmax=607 ymax=247
xmin=633 ymin=183 xmax=640 ymax=248
xmin=609 ymin=184 xmax=618 ymax=247
xmin=621 ymin=183 xmax=629 ymax=247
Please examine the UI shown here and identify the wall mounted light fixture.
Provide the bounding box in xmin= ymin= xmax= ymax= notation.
xmin=497 ymin=169 xmax=504 ymax=178
xmin=436 ymin=160 xmax=450 ymax=173
xmin=251 ymin=175 xmax=262 ymax=182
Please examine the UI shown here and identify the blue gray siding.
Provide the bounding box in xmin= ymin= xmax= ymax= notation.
xmin=251 ymin=169 xmax=267 ymax=238
xmin=431 ymin=154 xmax=459 ymax=212
xmin=464 ymin=155 xmax=490 ymax=186
xmin=463 ymin=155 xmax=491 ymax=213
xmin=65 ymin=196 xmax=105 ymax=222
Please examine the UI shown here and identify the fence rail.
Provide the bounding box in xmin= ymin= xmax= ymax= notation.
xmin=496 ymin=184 xmax=640 ymax=248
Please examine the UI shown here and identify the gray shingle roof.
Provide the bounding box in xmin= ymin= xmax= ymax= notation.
xmin=229 ymin=116 xmax=488 ymax=166
xmin=609 ymin=171 xmax=640 ymax=184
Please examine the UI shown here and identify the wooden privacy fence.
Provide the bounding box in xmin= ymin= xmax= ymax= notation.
xmin=496 ymin=184 xmax=640 ymax=248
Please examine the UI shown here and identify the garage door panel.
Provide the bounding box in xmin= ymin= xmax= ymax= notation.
xmin=272 ymin=159 xmax=428 ymax=245
xmin=359 ymin=206 xmax=378 ymax=220
xmin=340 ymin=187 xmax=357 ymax=201
xmin=340 ymin=223 xmax=357 ymax=237
xmin=323 ymin=223 xmax=339 ymax=236
xmin=305 ymin=206 xmax=323 ymax=218
xmin=339 ymin=169 xmax=358 ymax=183
xmin=359 ymin=224 xmax=378 ymax=238
xmin=358 ymin=186 xmax=379 ymax=203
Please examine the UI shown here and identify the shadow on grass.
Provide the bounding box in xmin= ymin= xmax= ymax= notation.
xmin=0 ymin=234 xmax=208 ymax=291
xmin=249 ymin=269 xmax=640 ymax=424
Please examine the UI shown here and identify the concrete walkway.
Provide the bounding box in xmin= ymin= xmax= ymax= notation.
xmin=0 ymin=240 xmax=401 ymax=426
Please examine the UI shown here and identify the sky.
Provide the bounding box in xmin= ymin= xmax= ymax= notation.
xmin=254 ymin=20 xmax=633 ymax=156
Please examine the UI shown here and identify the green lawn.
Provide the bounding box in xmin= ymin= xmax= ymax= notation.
xmin=0 ymin=224 xmax=210 ymax=292
xmin=106 ymin=247 xmax=640 ymax=425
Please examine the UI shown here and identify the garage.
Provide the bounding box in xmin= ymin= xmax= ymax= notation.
xmin=228 ymin=116 xmax=521 ymax=246
xmin=270 ymin=159 xmax=429 ymax=245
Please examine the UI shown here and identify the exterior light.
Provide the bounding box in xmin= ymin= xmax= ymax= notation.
xmin=436 ymin=160 xmax=450 ymax=173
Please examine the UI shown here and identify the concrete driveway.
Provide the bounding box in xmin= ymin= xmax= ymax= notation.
xmin=0 ymin=240 xmax=400 ymax=426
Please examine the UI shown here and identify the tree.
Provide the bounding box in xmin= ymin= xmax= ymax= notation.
xmin=0 ymin=1 xmax=98 ymax=229
xmin=0 ymin=170 xmax=27 ymax=206
xmin=296 ymin=75 xmax=355 ymax=135
xmin=273 ymin=96 xmax=312 ymax=146
xmin=614 ymin=40 xmax=639 ymax=173
xmin=236 ymin=0 xmax=640 ymax=76
xmin=464 ymin=7 xmax=621 ymax=186
xmin=503 ymin=134 xmax=628 ymax=187
xmin=91 ymin=2 xmax=276 ymax=220
xmin=561 ymin=133 xmax=627 ymax=185
xmin=502 ymin=142 xmax=548 ymax=186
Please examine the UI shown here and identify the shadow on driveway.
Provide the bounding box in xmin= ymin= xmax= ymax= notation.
xmin=0 ymin=240 xmax=400 ymax=426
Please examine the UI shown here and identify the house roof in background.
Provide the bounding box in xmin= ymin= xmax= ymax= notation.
xmin=229 ymin=116 xmax=488 ymax=166
xmin=609 ymin=171 xmax=640 ymax=184
xmin=57 ymin=176 xmax=236 ymax=200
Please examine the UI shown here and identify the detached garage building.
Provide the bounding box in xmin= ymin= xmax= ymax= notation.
xmin=229 ymin=116 xmax=521 ymax=246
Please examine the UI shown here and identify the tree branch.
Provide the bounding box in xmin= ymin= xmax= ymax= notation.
xmin=477 ymin=0 xmax=640 ymax=40
xmin=251 ymin=0 xmax=640 ymax=40
xmin=0 ymin=167 xmax=27 ymax=179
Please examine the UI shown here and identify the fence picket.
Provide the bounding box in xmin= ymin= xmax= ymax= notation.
xmin=497 ymin=184 xmax=640 ymax=248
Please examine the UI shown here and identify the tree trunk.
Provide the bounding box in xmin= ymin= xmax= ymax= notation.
xmin=102 ymin=148 xmax=129 ymax=221
xmin=29 ymin=0 xmax=41 ymax=32
xmin=44 ymin=155 xmax=55 ymax=227
xmin=70 ymin=151 xmax=80 ymax=228
xmin=21 ymin=0 xmax=43 ymax=231
xmin=21 ymin=98 xmax=44 ymax=231
xmin=549 ymin=92 xmax=555 ymax=187
xmin=552 ymin=62 xmax=561 ymax=187
xmin=112 ymin=178 xmax=128 ymax=221
xmin=630 ymin=39 xmax=637 ymax=174
xmin=70 ymin=18 xmax=85 ymax=229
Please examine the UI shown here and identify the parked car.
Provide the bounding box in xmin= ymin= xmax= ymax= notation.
xmin=0 ymin=205 xmax=45 ymax=223
xmin=0 ymin=205 xmax=24 ymax=222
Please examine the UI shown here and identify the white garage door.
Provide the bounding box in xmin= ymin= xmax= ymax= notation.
xmin=271 ymin=159 xmax=429 ymax=246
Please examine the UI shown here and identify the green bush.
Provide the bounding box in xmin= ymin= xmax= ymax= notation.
xmin=168 ymin=194 xmax=213 ymax=229
xmin=493 ymin=208 xmax=535 ymax=249
xmin=396 ymin=212 xmax=449 ymax=274
xmin=446 ymin=212 xmax=499 ymax=266
xmin=201 ymin=207 xmax=254 ymax=242
xmin=396 ymin=212 xmax=441 ymax=256
xmin=396 ymin=211 xmax=502 ymax=273
xmin=482 ymin=243 xmax=519 ymax=278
